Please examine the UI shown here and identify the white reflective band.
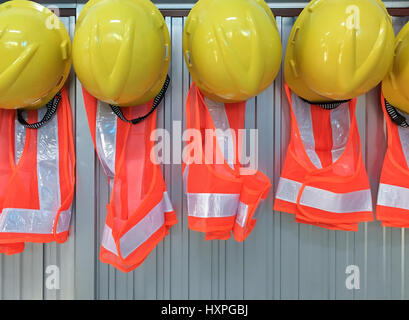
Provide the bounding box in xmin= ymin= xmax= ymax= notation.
xmin=185 ymin=165 xmax=251 ymax=223
xmin=187 ymin=192 xmax=239 ymax=218
xmin=291 ymin=93 xmax=323 ymax=169
xmin=236 ymin=199 xmax=265 ymax=227
xmin=377 ymin=183 xmax=409 ymax=210
xmin=36 ymin=107 xmax=61 ymax=219
xmin=101 ymin=192 xmax=173 ymax=259
xmin=398 ymin=124 xmax=409 ymax=169
xmin=185 ymin=164 xmax=241 ymax=219
xmin=101 ymin=225 xmax=118 ymax=255
xmin=276 ymin=178 xmax=372 ymax=213
xmin=185 ymin=166 xmax=253 ymax=226
xmin=162 ymin=191 xmax=173 ymax=214
xmin=14 ymin=116 xmax=26 ymax=165
xmin=96 ymin=101 xmax=117 ymax=179
xmin=235 ymin=202 xmax=249 ymax=227
xmin=0 ymin=107 xmax=72 ymax=235
xmin=0 ymin=208 xmax=71 ymax=234
xmin=330 ymin=103 xmax=350 ymax=163
xmin=291 ymin=92 xmax=352 ymax=167
xmin=205 ymin=97 xmax=235 ymax=169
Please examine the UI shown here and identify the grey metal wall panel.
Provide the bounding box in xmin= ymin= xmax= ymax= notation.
xmin=1 ymin=4 xmax=409 ymax=300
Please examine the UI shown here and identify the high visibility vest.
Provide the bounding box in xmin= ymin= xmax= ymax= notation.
xmin=274 ymin=85 xmax=373 ymax=230
xmin=183 ymin=84 xmax=271 ymax=241
xmin=0 ymin=87 xmax=75 ymax=254
xmin=376 ymin=93 xmax=409 ymax=227
xmin=83 ymin=89 xmax=177 ymax=272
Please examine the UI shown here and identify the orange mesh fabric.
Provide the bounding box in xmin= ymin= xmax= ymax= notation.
xmin=83 ymin=89 xmax=177 ymax=272
xmin=274 ymin=85 xmax=373 ymax=230
xmin=184 ymin=83 xmax=271 ymax=241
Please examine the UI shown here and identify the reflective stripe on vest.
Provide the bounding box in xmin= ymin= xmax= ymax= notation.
xmin=0 ymin=87 xmax=75 ymax=246
xmin=398 ymin=122 xmax=409 ymax=169
xmin=291 ymin=92 xmax=352 ymax=168
xmin=274 ymin=85 xmax=373 ymax=230
xmin=235 ymin=202 xmax=250 ymax=228
xmin=83 ymin=90 xmax=177 ymax=272
xmin=187 ymin=193 xmax=240 ymax=219
xmin=276 ymin=177 xmax=372 ymax=214
xmin=184 ymin=168 xmax=250 ymax=228
xmin=101 ymin=191 xmax=173 ymax=258
xmin=184 ymin=164 xmax=240 ymax=219
xmin=184 ymin=84 xmax=271 ymax=241
xmin=206 ymin=97 xmax=236 ymax=169
xmin=376 ymin=94 xmax=409 ymax=227
xmin=377 ymin=183 xmax=409 ymax=211
xmin=95 ymin=100 xmax=117 ymax=179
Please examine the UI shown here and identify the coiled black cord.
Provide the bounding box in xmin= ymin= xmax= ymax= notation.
xmin=110 ymin=75 xmax=170 ymax=124
xmin=17 ymin=92 xmax=61 ymax=129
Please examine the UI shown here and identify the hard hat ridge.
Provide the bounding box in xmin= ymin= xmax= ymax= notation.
xmin=0 ymin=0 xmax=72 ymax=110
xmin=73 ymin=0 xmax=171 ymax=107
xmin=183 ymin=0 xmax=282 ymax=103
xmin=284 ymin=0 xmax=395 ymax=102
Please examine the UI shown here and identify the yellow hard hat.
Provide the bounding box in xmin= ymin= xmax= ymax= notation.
xmin=285 ymin=0 xmax=394 ymax=103
xmin=73 ymin=0 xmax=170 ymax=107
xmin=382 ymin=21 xmax=409 ymax=115
xmin=0 ymin=0 xmax=72 ymax=110
xmin=183 ymin=0 xmax=282 ymax=103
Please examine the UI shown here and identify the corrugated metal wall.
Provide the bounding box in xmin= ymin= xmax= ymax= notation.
xmin=1 ymin=2 xmax=409 ymax=300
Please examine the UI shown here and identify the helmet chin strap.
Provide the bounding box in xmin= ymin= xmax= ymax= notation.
xmin=110 ymin=75 xmax=170 ymax=124
xmin=300 ymin=96 xmax=350 ymax=110
xmin=385 ymin=99 xmax=409 ymax=128
xmin=17 ymin=92 xmax=61 ymax=129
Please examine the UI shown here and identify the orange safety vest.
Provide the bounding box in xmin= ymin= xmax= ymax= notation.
xmin=0 ymin=87 xmax=75 ymax=254
xmin=83 ymin=89 xmax=177 ymax=272
xmin=376 ymin=93 xmax=409 ymax=227
xmin=274 ymin=85 xmax=373 ymax=231
xmin=183 ymin=84 xmax=271 ymax=241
